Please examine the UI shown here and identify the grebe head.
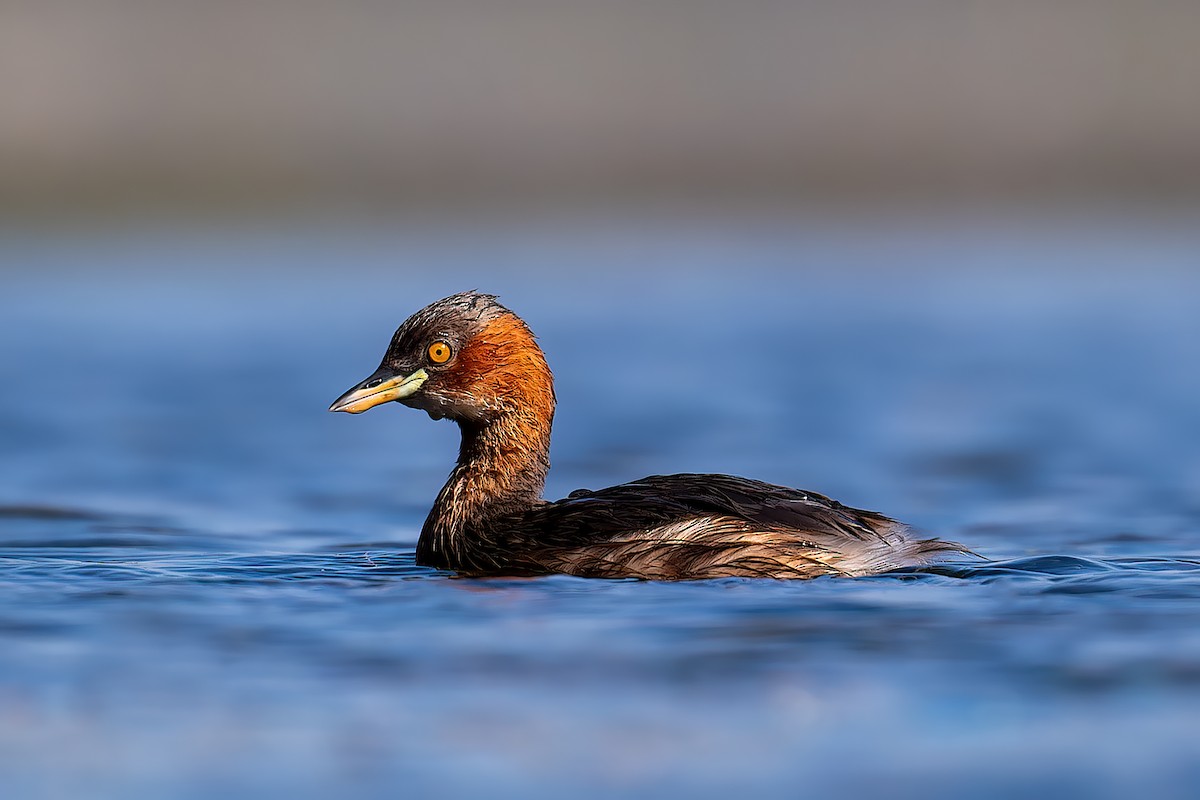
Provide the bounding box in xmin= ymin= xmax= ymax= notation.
xmin=329 ymin=291 xmax=554 ymax=426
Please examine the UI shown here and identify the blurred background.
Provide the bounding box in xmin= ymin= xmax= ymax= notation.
xmin=3 ymin=0 xmax=1200 ymax=216
xmin=3 ymin=3 xmax=1200 ymax=800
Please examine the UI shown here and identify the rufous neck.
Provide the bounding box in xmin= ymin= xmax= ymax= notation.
xmin=417 ymin=408 xmax=552 ymax=567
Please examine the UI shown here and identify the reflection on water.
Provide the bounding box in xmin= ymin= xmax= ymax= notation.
xmin=2 ymin=215 xmax=1199 ymax=798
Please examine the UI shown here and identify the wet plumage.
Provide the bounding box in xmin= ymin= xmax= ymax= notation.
xmin=330 ymin=291 xmax=966 ymax=580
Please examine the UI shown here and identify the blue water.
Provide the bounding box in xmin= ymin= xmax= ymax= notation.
xmin=3 ymin=214 xmax=1200 ymax=798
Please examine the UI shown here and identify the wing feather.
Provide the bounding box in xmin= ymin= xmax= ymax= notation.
xmin=481 ymin=474 xmax=964 ymax=579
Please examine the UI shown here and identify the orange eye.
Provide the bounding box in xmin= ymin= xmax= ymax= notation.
xmin=427 ymin=341 xmax=452 ymax=364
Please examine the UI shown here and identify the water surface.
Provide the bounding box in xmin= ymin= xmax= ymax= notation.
xmin=2 ymin=214 xmax=1199 ymax=798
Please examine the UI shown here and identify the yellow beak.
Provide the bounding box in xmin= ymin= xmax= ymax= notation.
xmin=328 ymin=367 xmax=428 ymax=414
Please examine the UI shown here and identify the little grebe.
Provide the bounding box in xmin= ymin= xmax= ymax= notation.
xmin=330 ymin=291 xmax=965 ymax=579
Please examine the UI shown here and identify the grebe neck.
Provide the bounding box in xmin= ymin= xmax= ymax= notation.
xmin=416 ymin=409 xmax=552 ymax=568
